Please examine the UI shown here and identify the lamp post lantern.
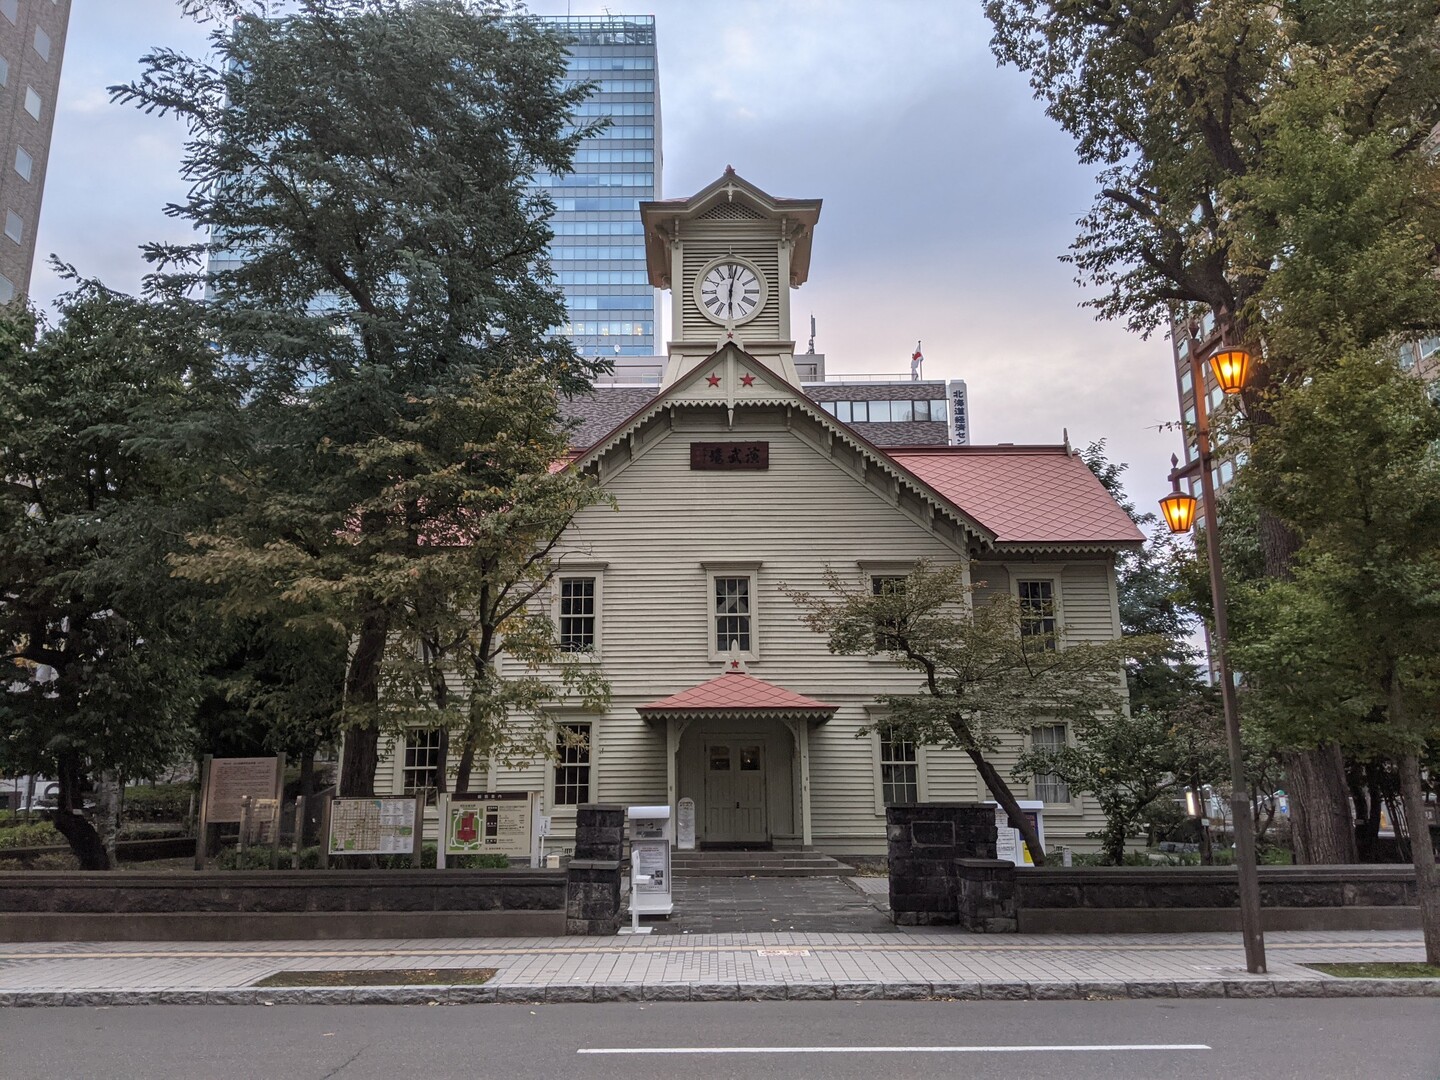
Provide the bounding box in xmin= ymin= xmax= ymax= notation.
xmin=1161 ymin=333 xmax=1267 ymax=974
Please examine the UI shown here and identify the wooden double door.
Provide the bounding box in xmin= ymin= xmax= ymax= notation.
xmin=703 ymin=738 xmax=767 ymax=845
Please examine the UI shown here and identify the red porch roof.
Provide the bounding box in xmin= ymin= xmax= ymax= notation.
xmin=636 ymin=670 xmax=837 ymax=717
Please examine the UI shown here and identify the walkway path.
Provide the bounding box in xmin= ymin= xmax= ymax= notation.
xmin=1 ymin=929 xmax=1432 ymax=1005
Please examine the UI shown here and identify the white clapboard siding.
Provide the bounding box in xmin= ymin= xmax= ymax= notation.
xmin=377 ymin=399 xmax=1124 ymax=855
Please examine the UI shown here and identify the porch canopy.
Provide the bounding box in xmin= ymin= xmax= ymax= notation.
xmin=638 ymin=670 xmax=836 ymax=848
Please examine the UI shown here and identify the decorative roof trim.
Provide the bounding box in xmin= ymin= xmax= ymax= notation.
xmin=573 ymin=345 xmax=999 ymax=549
xmin=636 ymin=707 xmax=836 ymax=722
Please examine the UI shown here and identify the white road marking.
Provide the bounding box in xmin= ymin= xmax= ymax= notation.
xmin=578 ymin=1044 xmax=1212 ymax=1055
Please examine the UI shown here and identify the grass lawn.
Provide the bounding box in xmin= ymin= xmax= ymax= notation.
xmin=254 ymin=967 xmax=497 ymax=988
xmin=1303 ymin=962 xmax=1440 ymax=979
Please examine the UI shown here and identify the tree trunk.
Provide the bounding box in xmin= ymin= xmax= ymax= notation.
xmin=454 ymin=734 xmax=477 ymax=795
xmin=1398 ymin=751 xmax=1440 ymax=965
xmin=966 ymin=748 xmax=1046 ymax=865
xmin=1284 ymin=744 xmax=1357 ymax=864
xmin=50 ymin=754 xmax=109 ymax=870
xmin=338 ymin=611 xmax=388 ymax=797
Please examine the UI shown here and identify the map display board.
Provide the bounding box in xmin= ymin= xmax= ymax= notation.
xmin=205 ymin=757 xmax=281 ymax=824
xmin=444 ymin=792 xmax=535 ymax=857
xmin=327 ymin=797 xmax=418 ymax=855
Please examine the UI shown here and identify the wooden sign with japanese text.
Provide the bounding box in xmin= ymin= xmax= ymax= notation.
xmin=690 ymin=442 xmax=768 ymax=470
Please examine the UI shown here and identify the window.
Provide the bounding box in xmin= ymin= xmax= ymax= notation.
xmin=1031 ymin=724 xmax=1070 ymax=802
xmin=402 ymin=729 xmax=442 ymax=793
xmin=879 ymin=733 xmax=919 ymax=805
xmin=0 ymin=275 xmax=13 ymax=303
xmin=23 ymin=86 xmax=40 ymax=121
xmin=871 ymin=575 xmax=907 ymax=651
xmin=0 ymin=55 xmax=9 ymax=87
xmin=714 ymin=575 xmax=752 ymax=652
xmin=553 ymin=723 xmax=591 ymax=805
xmin=32 ymin=26 xmax=49 ymax=62
xmin=13 ymin=146 xmax=30 ymax=182
xmin=4 ymin=210 xmax=21 ymax=244
xmin=0 ymin=0 xmax=14 ymax=24
xmin=1017 ymin=579 xmax=1057 ymax=650
xmin=558 ymin=576 xmax=596 ymax=652
xmin=869 ymin=400 xmax=892 ymax=422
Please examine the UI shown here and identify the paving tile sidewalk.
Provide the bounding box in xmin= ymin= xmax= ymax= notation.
xmin=0 ymin=929 xmax=1434 ymax=1005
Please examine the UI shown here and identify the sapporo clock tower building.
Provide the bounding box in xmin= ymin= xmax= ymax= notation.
xmin=640 ymin=168 xmax=822 ymax=387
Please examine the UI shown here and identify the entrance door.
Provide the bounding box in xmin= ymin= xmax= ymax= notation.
xmin=703 ymin=740 xmax=767 ymax=844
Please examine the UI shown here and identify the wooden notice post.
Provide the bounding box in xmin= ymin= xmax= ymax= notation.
xmin=193 ymin=754 xmax=213 ymax=871
xmin=269 ymin=752 xmax=286 ymax=870
xmin=318 ymin=794 xmax=333 ymax=870
xmin=412 ymin=790 xmax=427 ymax=869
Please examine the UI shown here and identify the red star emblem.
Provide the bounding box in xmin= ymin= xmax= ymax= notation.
xmin=706 ymin=373 xmax=721 ymax=387
xmin=730 ymin=659 xmax=741 ymax=669
xmin=740 ymin=373 xmax=755 ymax=387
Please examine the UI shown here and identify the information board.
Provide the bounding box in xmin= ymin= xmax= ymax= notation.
xmin=444 ymin=791 xmax=536 ymax=857
xmin=992 ymin=801 xmax=1046 ymax=867
xmin=205 ymin=757 xmax=281 ymax=824
xmin=327 ymin=797 xmax=418 ymax=856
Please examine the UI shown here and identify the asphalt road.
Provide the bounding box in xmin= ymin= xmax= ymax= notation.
xmin=3 ymin=999 xmax=1437 ymax=1080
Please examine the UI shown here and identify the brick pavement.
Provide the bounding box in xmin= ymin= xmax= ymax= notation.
xmin=0 ymin=928 xmax=1433 ymax=1005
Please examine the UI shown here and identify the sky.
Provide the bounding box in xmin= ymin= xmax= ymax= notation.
xmin=35 ymin=0 xmax=1184 ymax=514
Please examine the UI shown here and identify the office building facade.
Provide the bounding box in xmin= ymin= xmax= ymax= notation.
xmin=0 ymin=0 xmax=69 ymax=301
xmin=536 ymin=14 xmax=660 ymax=359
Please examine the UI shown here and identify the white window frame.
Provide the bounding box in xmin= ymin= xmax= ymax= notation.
xmin=703 ymin=561 xmax=761 ymax=661
xmin=4 ymin=210 xmax=21 ymax=244
xmin=867 ymin=710 xmax=928 ymax=815
xmin=1027 ymin=722 xmax=1078 ymax=810
xmin=858 ymin=559 xmax=919 ymax=660
xmin=398 ymin=727 xmax=443 ymax=794
xmin=23 ymin=86 xmax=40 ymax=121
xmin=32 ymin=26 xmax=49 ymax=62
xmin=554 ymin=565 xmax=604 ymax=658
xmin=1008 ymin=567 xmax=1063 ymax=651
xmin=548 ymin=720 xmax=594 ymax=811
xmin=13 ymin=145 xmax=30 ymax=182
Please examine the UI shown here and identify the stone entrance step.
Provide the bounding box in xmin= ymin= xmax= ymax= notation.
xmin=669 ymin=849 xmax=855 ymax=878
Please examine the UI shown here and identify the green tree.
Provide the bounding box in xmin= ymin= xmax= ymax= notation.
xmin=0 ymin=284 xmax=224 ymax=868
xmin=985 ymin=0 xmax=1440 ymax=862
xmin=1234 ymin=353 xmax=1440 ymax=961
xmin=787 ymin=562 xmax=1162 ymax=865
xmin=114 ymin=0 xmax=606 ymax=795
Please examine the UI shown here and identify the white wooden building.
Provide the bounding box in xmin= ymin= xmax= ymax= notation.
xmin=375 ymin=171 xmax=1143 ymax=856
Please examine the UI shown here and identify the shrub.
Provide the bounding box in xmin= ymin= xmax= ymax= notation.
xmin=0 ymin=822 xmax=65 ymax=849
xmin=122 ymin=783 xmax=194 ymax=823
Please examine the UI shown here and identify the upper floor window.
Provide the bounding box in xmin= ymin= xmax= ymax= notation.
xmin=0 ymin=0 xmax=15 ymax=25
xmin=714 ymin=575 xmax=752 ymax=652
xmin=23 ymin=86 xmax=40 ymax=121
xmin=32 ymin=26 xmax=49 ymax=62
xmin=4 ymin=210 xmax=22 ymax=244
xmin=1016 ymin=579 xmax=1057 ymax=650
xmin=553 ymin=723 xmax=591 ymax=805
xmin=14 ymin=146 xmax=31 ymax=182
xmin=558 ymin=576 xmax=596 ymax=652
xmin=871 ymin=575 xmax=907 ymax=652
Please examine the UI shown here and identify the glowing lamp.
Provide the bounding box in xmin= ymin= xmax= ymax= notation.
xmin=1209 ymin=346 xmax=1252 ymax=394
xmin=1160 ymin=480 xmax=1198 ymax=534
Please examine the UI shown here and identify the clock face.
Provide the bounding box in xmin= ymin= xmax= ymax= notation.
xmin=698 ymin=261 xmax=762 ymax=323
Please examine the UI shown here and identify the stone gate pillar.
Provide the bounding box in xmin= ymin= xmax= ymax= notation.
xmin=886 ymin=803 xmax=998 ymax=926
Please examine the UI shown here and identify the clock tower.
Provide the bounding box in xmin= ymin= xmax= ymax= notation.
xmin=640 ymin=168 xmax=822 ymax=387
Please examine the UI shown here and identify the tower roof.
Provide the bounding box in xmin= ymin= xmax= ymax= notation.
xmin=639 ymin=168 xmax=823 ymax=289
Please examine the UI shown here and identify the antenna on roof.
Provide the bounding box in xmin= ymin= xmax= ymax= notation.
xmin=1063 ymin=427 xmax=1072 ymax=454
xmin=807 ymin=314 xmax=816 ymax=355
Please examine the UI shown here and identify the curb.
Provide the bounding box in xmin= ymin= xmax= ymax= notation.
xmin=6 ymin=978 xmax=1440 ymax=1007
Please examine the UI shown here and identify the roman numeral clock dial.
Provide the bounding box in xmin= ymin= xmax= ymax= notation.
xmin=697 ymin=260 xmax=763 ymax=325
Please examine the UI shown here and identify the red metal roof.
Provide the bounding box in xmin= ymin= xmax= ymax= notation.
xmin=637 ymin=671 xmax=837 ymax=715
xmin=885 ymin=446 xmax=1144 ymax=545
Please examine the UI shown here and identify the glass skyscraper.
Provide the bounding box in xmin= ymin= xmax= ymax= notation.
xmin=536 ymin=14 xmax=661 ymax=359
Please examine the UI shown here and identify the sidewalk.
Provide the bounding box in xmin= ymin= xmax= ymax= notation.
xmin=1 ymin=929 xmax=1434 ymax=1006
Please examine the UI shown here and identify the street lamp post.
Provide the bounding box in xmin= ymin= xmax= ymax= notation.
xmin=1161 ymin=329 xmax=1267 ymax=975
